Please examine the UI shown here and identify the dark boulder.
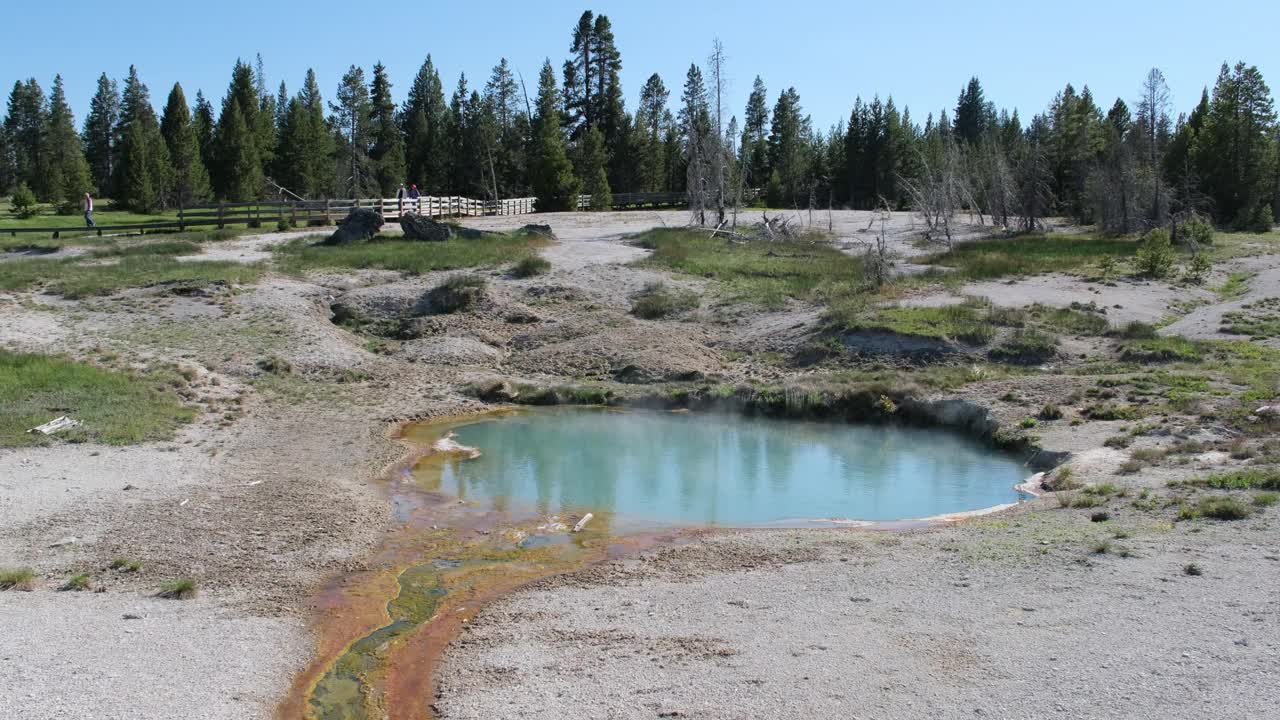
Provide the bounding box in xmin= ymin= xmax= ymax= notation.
xmin=399 ymin=212 xmax=452 ymax=242
xmin=324 ymin=208 xmax=384 ymax=245
xmin=518 ymin=224 xmax=555 ymax=239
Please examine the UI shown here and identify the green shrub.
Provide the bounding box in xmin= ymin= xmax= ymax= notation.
xmin=429 ymin=274 xmax=488 ymax=313
xmin=60 ymin=574 xmax=91 ymax=591
xmin=1019 ymin=416 xmax=1038 ymax=429
xmin=256 ymin=355 xmax=292 ymax=375
xmin=630 ymin=282 xmax=699 ymax=319
xmin=1253 ymin=492 xmax=1279 ymax=508
xmin=1190 ymin=468 xmax=1280 ymax=491
xmin=0 ymin=567 xmax=36 ymax=591
xmin=1234 ymin=203 xmax=1275 ymax=233
xmin=1043 ymin=466 xmax=1080 ymax=492
xmin=1183 ymin=563 xmax=1203 ymax=576
xmin=1119 ymin=337 xmax=1203 ymax=363
xmin=1135 ymin=228 xmax=1175 ymax=278
xmin=157 ymin=577 xmax=198 ymax=599
xmin=10 ymin=183 xmax=37 ymax=218
xmin=1184 ymin=252 xmax=1212 ymax=284
xmin=1186 ymin=496 xmax=1252 ymax=521
xmin=1182 ymin=213 xmax=1215 ymax=246
xmin=1038 ymin=403 xmax=1063 ymax=420
xmin=988 ymin=330 xmax=1058 ymax=365
xmin=512 ymin=255 xmax=551 ymax=278
xmin=276 ymin=218 xmax=295 ymax=232
xmin=1114 ymin=321 xmax=1159 ymax=340
xmin=110 ymin=557 xmax=142 ymax=572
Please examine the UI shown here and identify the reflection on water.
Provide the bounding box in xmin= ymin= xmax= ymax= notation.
xmin=412 ymin=409 xmax=1027 ymax=525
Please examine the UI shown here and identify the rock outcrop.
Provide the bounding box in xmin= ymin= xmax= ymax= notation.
xmin=324 ymin=208 xmax=383 ymax=245
xmin=399 ymin=212 xmax=452 ymax=241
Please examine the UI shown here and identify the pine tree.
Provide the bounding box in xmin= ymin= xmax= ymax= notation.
xmin=113 ymin=66 xmax=170 ymax=211
xmin=214 ymin=61 xmax=264 ymax=200
xmin=160 ymin=83 xmax=211 ymax=207
xmin=767 ymin=87 xmax=810 ymax=207
xmin=275 ymin=71 xmax=336 ymax=201
xmin=529 ymin=60 xmax=580 ymax=212
xmin=193 ymin=91 xmax=217 ymax=184
xmin=82 ymin=74 xmax=119 ymax=197
xmin=1194 ymin=62 xmax=1277 ymax=228
xmin=563 ymin=10 xmax=596 ymax=136
xmin=0 ymin=126 xmax=14 ymax=194
xmin=369 ymin=62 xmax=406 ymax=196
xmin=297 ymin=69 xmax=335 ymax=197
xmin=1164 ymin=89 xmax=1211 ymax=216
xmin=330 ymin=65 xmax=373 ymax=196
xmin=484 ymin=58 xmax=527 ymax=196
xmin=42 ymin=76 xmax=93 ymax=213
xmin=741 ymin=77 xmax=770 ymax=188
xmin=253 ymin=54 xmax=276 ymax=179
xmin=635 ymin=74 xmax=670 ymax=192
xmin=402 ymin=55 xmax=449 ymax=193
xmin=954 ymin=77 xmax=992 ymax=145
xmin=4 ymin=79 xmax=47 ymax=197
xmin=117 ymin=120 xmax=156 ymax=212
xmin=679 ymin=64 xmax=712 ymax=217
xmin=579 ymin=126 xmax=611 ymax=208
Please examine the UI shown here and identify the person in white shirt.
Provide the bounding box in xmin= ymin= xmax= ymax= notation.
xmin=82 ymin=193 xmax=95 ymax=228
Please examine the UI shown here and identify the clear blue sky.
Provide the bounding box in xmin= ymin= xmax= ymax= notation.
xmin=2 ymin=0 xmax=1277 ymax=132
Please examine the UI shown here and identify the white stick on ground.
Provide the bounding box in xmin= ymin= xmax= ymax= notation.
xmin=572 ymin=513 xmax=594 ymax=533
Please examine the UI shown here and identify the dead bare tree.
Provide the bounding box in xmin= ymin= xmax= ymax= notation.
xmin=900 ymin=139 xmax=972 ymax=248
xmin=708 ymin=39 xmax=729 ymax=227
xmin=863 ymin=196 xmax=895 ymax=288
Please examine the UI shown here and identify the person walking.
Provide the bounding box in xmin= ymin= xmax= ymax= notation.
xmin=408 ymin=184 xmax=421 ymax=214
xmin=82 ymin=192 xmax=95 ymax=228
xmin=396 ymin=183 xmax=407 ymax=216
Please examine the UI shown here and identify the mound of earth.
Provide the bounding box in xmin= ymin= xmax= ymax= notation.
xmin=507 ymin=318 xmax=723 ymax=382
xmin=400 ymin=336 xmax=502 ymax=366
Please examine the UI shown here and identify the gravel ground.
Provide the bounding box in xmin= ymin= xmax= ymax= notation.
xmin=437 ymin=513 xmax=1280 ymax=720
xmin=0 ymin=593 xmax=307 ymax=720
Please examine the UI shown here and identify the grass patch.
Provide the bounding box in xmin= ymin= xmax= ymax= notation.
xmin=157 ymin=577 xmax=198 ymax=600
xmin=1253 ymin=492 xmax=1279 ymax=508
xmin=110 ymin=557 xmax=142 ymax=572
xmin=1181 ymin=496 xmax=1253 ymax=521
xmin=631 ymin=282 xmax=699 ymax=319
xmin=1183 ymin=563 xmax=1203 ymax=576
xmin=0 ymin=567 xmax=36 ymax=591
xmin=0 ymin=254 xmax=261 ymax=298
xmin=429 ymin=274 xmax=488 ymax=313
xmin=633 ymin=228 xmax=865 ymax=310
xmin=87 ymin=240 xmax=202 ymax=259
xmin=1119 ymin=337 xmax=1204 ymax=363
xmin=1185 ymin=468 xmax=1280 ymax=491
xmin=0 ymin=350 xmax=196 ymax=447
xmin=511 ymin=255 xmax=551 ymax=278
xmin=1220 ymin=297 xmax=1280 ymax=340
xmin=274 ymin=229 xmax=550 ymax=275
xmin=835 ymin=301 xmax=994 ymax=344
xmin=1038 ymin=403 xmax=1063 ymax=420
xmin=988 ymin=329 xmax=1058 ymax=364
xmin=60 ymin=574 xmax=91 ymax=591
xmin=1216 ymin=272 xmax=1254 ymax=300
xmin=919 ymin=233 xmax=1137 ymax=281
xmin=1114 ymin=321 xmax=1160 ymax=339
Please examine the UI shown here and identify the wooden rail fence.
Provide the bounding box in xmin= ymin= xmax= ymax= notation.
xmin=3 ymin=190 xmax=746 ymax=238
